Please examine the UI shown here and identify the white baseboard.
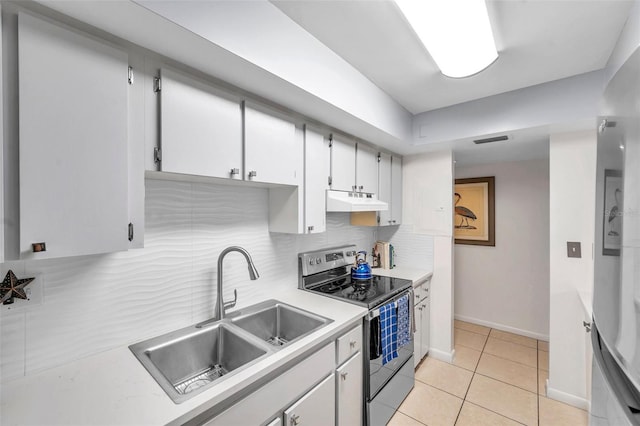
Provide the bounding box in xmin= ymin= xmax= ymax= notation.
xmin=547 ymin=386 xmax=590 ymax=410
xmin=428 ymin=347 xmax=455 ymax=364
xmin=455 ymin=314 xmax=549 ymax=341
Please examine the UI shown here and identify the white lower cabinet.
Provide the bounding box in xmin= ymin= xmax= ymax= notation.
xmin=266 ymin=418 xmax=283 ymax=426
xmin=336 ymin=352 xmax=363 ymax=426
xmin=413 ymin=278 xmax=431 ymax=367
xmin=203 ymin=323 xmax=364 ymax=426
xmin=285 ymin=374 xmax=335 ymax=426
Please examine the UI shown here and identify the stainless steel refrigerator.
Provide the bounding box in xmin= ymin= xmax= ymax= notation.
xmin=591 ymin=46 xmax=640 ymax=425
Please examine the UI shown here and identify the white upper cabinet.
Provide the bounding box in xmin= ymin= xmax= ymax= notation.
xmin=378 ymin=152 xmax=392 ymax=225
xmin=330 ymin=136 xmax=356 ymax=192
xmin=244 ymin=104 xmax=299 ymax=185
xmin=18 ymin=13 xmax=130 ymax=259
xmin=356 ymin=143 xmax=378 ymax=193
xmin=304 ymin=126 xmax=329 ymax=233
xmin=160 ymin=68 xmax=243 ymax=180
xmin=390 ymin=155 xmax=403 ymax=225
xmin=378 ymin=154 xmax=402 ymax=226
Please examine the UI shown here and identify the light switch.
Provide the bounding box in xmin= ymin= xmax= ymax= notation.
xmin=567 ymin=242 xmax=582 ymax=258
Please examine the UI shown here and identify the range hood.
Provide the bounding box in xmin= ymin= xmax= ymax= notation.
xmin=326 ymin=190 xmax=388 ymax=212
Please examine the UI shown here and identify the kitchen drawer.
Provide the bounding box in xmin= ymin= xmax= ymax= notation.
xmin=413 ymin=288 xmax=422 ymax=304
xmin=337 ymin=325 xmax=362 ymax=365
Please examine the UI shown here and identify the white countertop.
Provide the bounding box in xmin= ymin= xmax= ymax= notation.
xmin=373 ymin=267 xmax=433 ymax=284
xmin=0 ymin=288 xmax=367 ymax=426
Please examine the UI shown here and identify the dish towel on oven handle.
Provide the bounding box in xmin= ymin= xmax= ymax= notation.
xmin=380 ymin=301 xmax=398 ymax=365
xmin=397 ymin=294 xmax=410 ymax=348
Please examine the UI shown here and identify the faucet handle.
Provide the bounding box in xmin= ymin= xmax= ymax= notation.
xmin=224 ymin=289 xmax=238 ymax=311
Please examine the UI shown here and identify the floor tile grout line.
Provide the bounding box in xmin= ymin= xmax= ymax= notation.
xmin=416 ymin=380 xmax=467 ymax=403
xmin=457 ymin=329 xmax=531 ymax=426
xmin=480 ymin=348 xmax=538 ymax=370
xmin=456 ymin=325 xmax=540 ymax=350
xmin=463 ymin=400 xmax=529 ymax=426
xmin=472 ymin=371 xmax=539 ymax=396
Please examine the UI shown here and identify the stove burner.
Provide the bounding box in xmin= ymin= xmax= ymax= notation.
xmin=341 ymin=285 xmax=377 ymax=301
xmin=352 ymin=278 xmax=372 ymax=288
xmin=317 ymin=278 xmax=347 ymax=293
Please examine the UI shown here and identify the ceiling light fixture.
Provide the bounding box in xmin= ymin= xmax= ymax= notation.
xmin=395 ymin=0 xmax=498 ymax=78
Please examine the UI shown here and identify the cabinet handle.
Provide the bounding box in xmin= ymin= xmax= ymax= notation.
xmin=359 ymin=185 xmax=364 ymax=191
xmin=248 ymin=170 xmax=257 ymax=178
xmin=230 ymin=168 xmax=240 ymax=176
xmin=583 ymin=321 xmax=592 ymax=332
xmin=349 ymin=340 xmax=357 ymax=348
xmin=308 ymin=225 xmax=314 ymax=232
xmin=352 ymin=185 xmax=357 ymax=192
xmin=291 ymin=414 xmax=300 ymax=425
xmin=392 ymin=220 xmax=396 ymax=224
xmin=340 ymin=372 xmax=349 ymax=380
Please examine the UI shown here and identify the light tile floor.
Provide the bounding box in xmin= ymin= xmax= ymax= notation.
xmin=388 ymin=320 xmax=588 ymax=426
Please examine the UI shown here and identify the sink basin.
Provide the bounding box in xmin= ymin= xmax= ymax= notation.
xmin=129 ymin=322 xmax=270 ymax=403
xmin=129 ymin=299 xmax=333 ymax=403
xmin=231 ymin=300 xmax=332 ymax=347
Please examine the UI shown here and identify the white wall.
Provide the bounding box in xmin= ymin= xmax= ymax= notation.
xmin=392 ymin=151 xmax=454 ymax=362
xmin=0 ymin=178 xmax=377 ymax=382
xmin=454 ymin=158 xmax=550 ymax=339
xmin=548 ymin=130 xmax=597 ymax=409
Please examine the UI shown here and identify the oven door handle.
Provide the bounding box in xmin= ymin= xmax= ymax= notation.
xmin=367 ymin=289 xmax=414 ymax=323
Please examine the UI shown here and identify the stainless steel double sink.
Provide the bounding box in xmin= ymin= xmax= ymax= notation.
xmin=129 ymin=300 xmax=333 ymax=403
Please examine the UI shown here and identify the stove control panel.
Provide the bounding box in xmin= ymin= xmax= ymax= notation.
xmin=299 ymin=245 xmax=357 ymax=277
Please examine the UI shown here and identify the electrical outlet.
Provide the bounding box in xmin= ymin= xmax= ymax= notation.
xmin=567 ymin=242 xmax=582 ymax=258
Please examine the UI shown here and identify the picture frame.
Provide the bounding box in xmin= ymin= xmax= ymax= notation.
xmin=603 ymin=169 xmax=622 ymax=256
xmin=454 ymin=176 xmax=495 ymax=246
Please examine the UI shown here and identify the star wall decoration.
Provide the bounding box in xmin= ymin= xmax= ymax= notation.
xmin=0 ymin=270 xmax=35 ymax=305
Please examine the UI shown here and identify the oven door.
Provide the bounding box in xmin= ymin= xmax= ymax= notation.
xmin=364 ymin=288 xmax=414 ymax=400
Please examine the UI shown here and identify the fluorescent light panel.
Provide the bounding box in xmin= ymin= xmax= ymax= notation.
xmin=395 ymin=0 xmax=498 ymax=78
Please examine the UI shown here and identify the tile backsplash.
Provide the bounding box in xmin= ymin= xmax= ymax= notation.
xmin=0 ymin=178 xmax=379 ymax=382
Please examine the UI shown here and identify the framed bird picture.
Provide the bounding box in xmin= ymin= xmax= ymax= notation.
xmin=603 ymin=169 xmax=622 ymax=256
xmin=454 ymin=176 xmax=495 ymax=246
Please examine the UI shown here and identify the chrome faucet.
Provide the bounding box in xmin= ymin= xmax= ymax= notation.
xmin=214 ymin=246 xmax=259 ymax=321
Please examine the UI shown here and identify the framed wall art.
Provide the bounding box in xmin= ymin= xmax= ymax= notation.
xmin=454 ymin=176 xmax=495 ymax=246
xmin=603 ymin=169 xmax=622 ymax=256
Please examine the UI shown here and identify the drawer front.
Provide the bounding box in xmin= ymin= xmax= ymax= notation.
xmin=284 ymin=374 xmax=335 ymax=426
xmin=337 ymin=325 xmax=362 ymax=365
xmin=206 ymin=342 xmax=335 ymax=425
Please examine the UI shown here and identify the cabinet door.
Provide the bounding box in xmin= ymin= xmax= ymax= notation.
xmin=160 ymin=68 xmax=242 ymax=179
xmin=305 ymin=127 xmax=329 ymax=233
xmin=336 ymin=352 xmax=363 ymax=426
xmin=390 ymin=156 xmax=403 ymax=225
xmin=421 ymin=296 xmax=430 ymax=359
xmin=18 ymin=13 xmax=129 ymax=259
xmin=330 ymin=136 xmax=356 ymax=192
xmin=378 ymin=153 xmax=392 ymax=226
xmin=284 ymin=374 xmax=335 ymax=426
xmin=414 ymin=304 xmax=423 ymax=368
xmin=245 ymin=105 xmax=299 ymax=185
xmin=266 ymin=418 xmax=282 ymax=426
xmin=356 ymin=143 xmax=378 ymax=194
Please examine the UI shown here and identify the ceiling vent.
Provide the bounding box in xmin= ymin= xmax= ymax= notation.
xmin=473 ymin=135 xmax=509 ymax=144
